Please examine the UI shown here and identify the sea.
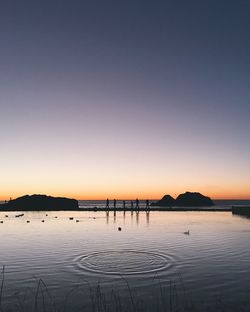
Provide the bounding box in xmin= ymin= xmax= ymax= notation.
xmin=0 ymin=199 xmax=250 ymax=311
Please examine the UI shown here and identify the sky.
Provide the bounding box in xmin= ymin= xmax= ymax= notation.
xmin=0 ymin=0 xmax=250 ymax=200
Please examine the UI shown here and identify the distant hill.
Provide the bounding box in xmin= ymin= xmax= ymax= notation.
xmin=175 ymin=192 xmax=214 ymax=207
xmin=150 ymin=194 xmax=175 ymax=207
xmin=151 ymin=192 xmax=214 ymax=207
xmin=0 ymin=194 xmax=79 ymax=211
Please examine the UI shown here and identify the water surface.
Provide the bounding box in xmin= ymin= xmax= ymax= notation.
xmin=0 ymin=209 xmax=250 ymax=311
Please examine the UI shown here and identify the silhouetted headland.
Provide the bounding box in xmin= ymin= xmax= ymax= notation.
xmin=0 ymin=195 xmax=79 ymax=211
xmin=151 ymin=192 xmax=214 ymax=207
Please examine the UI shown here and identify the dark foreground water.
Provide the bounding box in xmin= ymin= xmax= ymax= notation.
xmin=0 ymin=207 xmax=250 ymax=311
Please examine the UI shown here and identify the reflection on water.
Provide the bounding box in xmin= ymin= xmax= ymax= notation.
xmin=104 ymin=210 xmax=151 ymax=225
xmin=0 ymin=210 xmax=250 ymax=311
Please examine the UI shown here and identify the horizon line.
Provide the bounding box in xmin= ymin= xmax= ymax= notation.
xmin=1 ymin=195 xmax=250 ymax=201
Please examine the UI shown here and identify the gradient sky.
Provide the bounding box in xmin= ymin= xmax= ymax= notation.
xmin=0 ymin=0 xmax=250 ymax=200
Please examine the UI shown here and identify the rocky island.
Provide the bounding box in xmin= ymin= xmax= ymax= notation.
xmin=175 ymin=192 xmax=214 ymax=207
xmin=0 ymin=195 xmax=79 ymax=211
xmin=150 ymin=194 xmax=175 ymax=207
xmin=151 ymin=192 xmax=214 ymax=207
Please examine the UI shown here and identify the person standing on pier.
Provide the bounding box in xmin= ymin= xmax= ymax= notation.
xmin=106 ymin=198 xmax=109 ymax=210
xmin=123 ymin=200 xmax=126 ymax=210
xmin=136 ymin=198 xmax=139 ymax=211
xmin=131 ymin=200 xmax=134 ymax=210
xmin=114 ymin=199 xmax=117 ymax=210
xmin=146 ymin=199 xmax=150 ymax=211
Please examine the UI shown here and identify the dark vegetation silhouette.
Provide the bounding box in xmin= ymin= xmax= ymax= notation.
xmin=0 ymin=267 xmax=249 ymax=312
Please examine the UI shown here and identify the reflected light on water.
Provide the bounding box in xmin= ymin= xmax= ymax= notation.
xmin=0 ymin=210 xmax=250 ymax=311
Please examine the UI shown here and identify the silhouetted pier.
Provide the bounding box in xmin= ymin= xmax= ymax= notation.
xmin=101 ymin=199 xmax=152 ymax=212
xmin=87 ymin=207 xmax=231 ymax=212
xmin=86 ymin=198 xmax=232 ymax=212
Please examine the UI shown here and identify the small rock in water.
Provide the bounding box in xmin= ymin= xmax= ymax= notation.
xmin=55 ymin=216 xmax=58 ymax=218
xmin=5 ymin=215 xmax=8 ymax=218
xmin=15 ymin=213 xmax=24 ymax=218
xmin=69 ymin=217 xmax=74 ymax=220
xmin=0 ymin=221 xmax=3 ymax=223
xmin=183 ymin=230 xmax=190 ymax=235
xmin=41 ymin=220 xmax=45 ymax=222
xmin=76 ymin=220 xmax=80 ymax=222
xmin=118 ymin=227 xmax=122 ymax=231
xmin=27 ymin=221 xmax=30 ymax=223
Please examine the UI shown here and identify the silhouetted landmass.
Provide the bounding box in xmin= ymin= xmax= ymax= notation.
xmin=150 ymin=195 xmax=175 ymax=207
xmin=175 ymin=192 xmax=214 ymax=207
xmin=232 ymin=206 xmax=250 ymax=217
xmin=151 ymin=192 xmax=214 ymax=207
xmin=0 ymin=195 xmax=79 ymax=211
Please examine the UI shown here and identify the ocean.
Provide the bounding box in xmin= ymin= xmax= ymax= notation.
xmin=0 ymin=199 xmax=250 ymax=311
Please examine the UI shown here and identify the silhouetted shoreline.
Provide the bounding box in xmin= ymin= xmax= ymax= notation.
xmin=2 ymin=194 xmax=250 ymax=213
xmin=0 ymin=206 xmax=232 ymax=212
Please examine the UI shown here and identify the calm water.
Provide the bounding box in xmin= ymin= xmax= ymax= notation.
xmin=0 ymin=203 xmax=250 ymax=311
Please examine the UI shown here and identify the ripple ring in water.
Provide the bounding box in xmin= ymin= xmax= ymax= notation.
xmin=74 ymin=250 xmax=174 ymax=276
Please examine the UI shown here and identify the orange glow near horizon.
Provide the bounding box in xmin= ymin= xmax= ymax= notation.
xmin=1 ymin=188 xmax=250 ymax=201
xmin=1 ymin=133 xmax=250 ymax=202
